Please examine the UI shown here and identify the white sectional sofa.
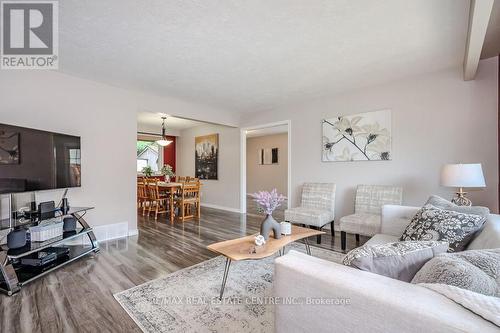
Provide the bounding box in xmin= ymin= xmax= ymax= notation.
xmin=274 ymin=205 xmax=500 ymax=333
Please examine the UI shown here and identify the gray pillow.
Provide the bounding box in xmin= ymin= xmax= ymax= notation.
xmin=342 ymin=241 xmax=449 ymax=282
xmin=400 ymin=204 xmax=486 ymax=252
xmin=426 ymin=195 xmax=489 ymax=218
xmin=411 ymin=249 xmax=500 ymax=297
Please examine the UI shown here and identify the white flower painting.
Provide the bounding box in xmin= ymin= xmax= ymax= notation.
xmin=322 ymin=110 xmax=392 ymax=162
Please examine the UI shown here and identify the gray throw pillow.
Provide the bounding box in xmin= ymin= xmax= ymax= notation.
xmin=411 ymin=249 xmax=500 ymax=297
xmin=342 ymin=241 xmax=449 ymax=282
xmin=400 ymin=204 xmax=486 ymax=252
xmin=426 ymin=195 xmax=490 ymax=218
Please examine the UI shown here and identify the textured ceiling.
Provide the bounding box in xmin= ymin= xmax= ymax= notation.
xmin=60 ymin=0 xmax=470 ymax=113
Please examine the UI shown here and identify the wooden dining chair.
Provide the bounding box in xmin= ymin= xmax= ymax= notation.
xmin=175 ymin=180 xmax=201 ymax=222
xmin=137 ymin=180 xmax=149 ymax=215
xmin=176 ymin=176 xmax=187 ymax=183
xmin=146 ymin=179 xmax=169 ymax=221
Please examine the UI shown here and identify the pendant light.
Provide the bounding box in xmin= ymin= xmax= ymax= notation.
xmin=156 ymin=116 xmax=173 ymax=146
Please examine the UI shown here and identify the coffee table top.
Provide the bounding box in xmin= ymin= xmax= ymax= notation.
xmin=207 ymin=225 xmax=324 ymax=261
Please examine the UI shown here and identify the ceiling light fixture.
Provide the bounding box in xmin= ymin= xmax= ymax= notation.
xmin=156 ymin=116 xmax=173 ymax=146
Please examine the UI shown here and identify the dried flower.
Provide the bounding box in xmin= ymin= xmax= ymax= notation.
xmin=250 ymin=189 xmax=286 ymax=215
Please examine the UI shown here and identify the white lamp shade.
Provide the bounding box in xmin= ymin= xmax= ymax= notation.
xmin=440 ymin=163 xmax=486 ymax=188
xmin=156 ymin=139 xmax=172 ymax=146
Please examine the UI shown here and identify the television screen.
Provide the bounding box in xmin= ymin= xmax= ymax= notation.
xmin=0 ymin=123 xmax=81 ymax=194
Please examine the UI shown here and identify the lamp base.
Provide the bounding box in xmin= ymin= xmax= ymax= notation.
xmin=451 ymin=188 xmax=472 ymax=206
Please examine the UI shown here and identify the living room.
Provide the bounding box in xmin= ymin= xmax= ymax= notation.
xmin=0 ymin=1 xmax=499 ymax=332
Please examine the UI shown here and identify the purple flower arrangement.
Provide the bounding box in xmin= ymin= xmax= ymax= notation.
xmin=250 ymin=189 xmax=286 ymax=215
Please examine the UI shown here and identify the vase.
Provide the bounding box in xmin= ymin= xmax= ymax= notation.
xmin=165 ymin=175 xmax=170 ymax=183
xmin=260 ymin=214 xmax=281 ymax=241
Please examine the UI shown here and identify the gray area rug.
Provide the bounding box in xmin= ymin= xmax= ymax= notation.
xmin=114 ymin=243 xmax=344 ymax=332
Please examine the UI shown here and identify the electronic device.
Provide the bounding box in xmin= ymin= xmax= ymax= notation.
xmin=0 ymin=123 xmax=81 ymax=194
xmin=39 ymin=201 xmax=56 ymax=220
xmin=20 ymin=251 xmax=57 ymax=267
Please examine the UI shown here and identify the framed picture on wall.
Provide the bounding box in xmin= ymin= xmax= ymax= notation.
xmin=259 ymin=148 xmax=278 ymax=165
xmin=195 ymin=133 xmax=218 ymax=179
xmin=322 ymin=109 xmax=392 ymax=162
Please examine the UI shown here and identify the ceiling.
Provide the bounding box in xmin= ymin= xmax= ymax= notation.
xmin=481 ymin=0 xmax=500 ymax=59
xmin=137 ymin=112 xmax=205 ymax=131
xmin=246 ymin=125 xmax=288 ymax=138
xmin=59 ymin=0 xmax=492 ymax=113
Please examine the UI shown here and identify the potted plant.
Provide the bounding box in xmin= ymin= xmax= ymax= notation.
xmin=161 ymin=164 xmax=175 ymax=182
xmin=142 ymin=165 xmax=153 ymax=177
xmin=250 ymin=189 xmax=286 ymax=240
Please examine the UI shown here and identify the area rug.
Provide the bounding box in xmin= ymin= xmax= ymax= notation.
xmin=114 ymin=243 xmax=344 ymax=333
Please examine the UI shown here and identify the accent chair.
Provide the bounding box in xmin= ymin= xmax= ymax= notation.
xmin=339 ymin=185 xmax=403 ymax=251
xmin=284 ymin=183 xmax=336 ymax=244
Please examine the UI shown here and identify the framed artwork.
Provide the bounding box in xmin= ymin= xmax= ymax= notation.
xmin=322 ymin=109 xmax=391 ymax=162
xmin=195 ymin=133 xmax=218 ymax=179
xmin=258 ymin=148 xmax=279 ymax=165
xmin=0 ymin=131 xmax=20 ymax=164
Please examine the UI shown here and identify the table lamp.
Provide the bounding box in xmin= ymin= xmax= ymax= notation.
xmin=440 ymin=163 xmax=486 ymax=206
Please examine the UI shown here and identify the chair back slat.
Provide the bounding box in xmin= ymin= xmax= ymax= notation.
xmin=354 ymin=185 xmax=403 ymax=215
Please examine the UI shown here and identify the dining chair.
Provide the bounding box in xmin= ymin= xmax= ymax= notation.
xmin=146 ymin=179 xmax=169 ymax=221
xmin=137 ymin=180 xmax=149 ymax=215
xmin=176 ymin=176 xmax=187 ymax=183
xmin=175 ymin=180 xmax=201 ymax=222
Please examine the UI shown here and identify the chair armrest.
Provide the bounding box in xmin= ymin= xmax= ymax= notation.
xmin=380 ymin=204 xmax=420 ymax=237
xmin=274 ymin=250 xmax=498 ymax=333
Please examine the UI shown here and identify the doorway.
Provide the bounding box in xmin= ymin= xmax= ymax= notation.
xmin=240 ymin=121 xmax=291 ymax=217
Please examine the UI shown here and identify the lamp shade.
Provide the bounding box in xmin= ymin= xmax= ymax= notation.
xmin=440 ymin=163 xmax=486 ymax=188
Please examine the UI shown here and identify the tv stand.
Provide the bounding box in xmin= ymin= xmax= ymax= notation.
xmin=0 ymin=207 xmax=99 ymax=296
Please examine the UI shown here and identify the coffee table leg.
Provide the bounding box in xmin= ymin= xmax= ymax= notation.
xmin=219 ymin=258 xmax=232 ymax=300
xmin=304 ymin=238 xmax=311 ymax=255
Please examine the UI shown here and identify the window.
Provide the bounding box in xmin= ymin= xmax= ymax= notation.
xmin=137 ymin=140 xmax=162 ymax=173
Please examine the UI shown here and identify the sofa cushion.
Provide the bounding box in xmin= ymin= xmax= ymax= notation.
xmin=284 ymin=207 xmax=333 ymax=227
xmin=426 ymin=195 xmax=490 ymax=218
xmin=342 ymin=240 xmax=449 ymax=282
xmin=412 ymin=249 xmax=500 ymax=297
xmin=364 ymin=233 xmax=399 ymax=246
xmin=400 ymin=204 xmax=486 ymax=252
xmin=467 ymin=214 xmax=500 ymax=250
xmin=339 ymin=213 xmax=381 ymax=236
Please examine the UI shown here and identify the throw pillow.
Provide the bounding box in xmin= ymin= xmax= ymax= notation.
xmin=400 ymin=204 xmax=486 ymax=252
xmin=342 ymin=240 xmax=449 ymax=282
xmin=412 ymin=249 xmax=500 ymax=297
xmin=425 ymin=195 xmax=490 ymax=218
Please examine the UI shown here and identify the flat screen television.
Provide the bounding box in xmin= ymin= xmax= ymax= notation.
xmin=0 ymin=123 xmax=81 ymax=194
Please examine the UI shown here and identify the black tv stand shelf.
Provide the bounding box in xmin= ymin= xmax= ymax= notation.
xmin=0 ymin=207 xmax=99 ymax=296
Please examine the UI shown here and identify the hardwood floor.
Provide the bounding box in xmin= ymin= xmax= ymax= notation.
xmin=0 ymin=207 xmax=365 ymax=333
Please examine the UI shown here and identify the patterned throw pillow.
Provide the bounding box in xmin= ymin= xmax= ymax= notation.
xmin=400 ymin=204 xmax=486 ymax=252
xmin=342 ymin=240 xmax=449 ymax=282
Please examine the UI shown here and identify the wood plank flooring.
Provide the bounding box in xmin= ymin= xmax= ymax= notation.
xmin=0 ymin=207 xmax=364 ymax=333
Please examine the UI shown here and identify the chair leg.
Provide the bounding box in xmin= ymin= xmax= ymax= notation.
xmin=330 ymin=221 xmax=335 ymax=237
xmin=355 ymin=234 xmax=360 ymax=243
xmin=341 ymin=231 xmax=346 ymax=251
xmin=316 ymin=226 xmax=322 ymax=244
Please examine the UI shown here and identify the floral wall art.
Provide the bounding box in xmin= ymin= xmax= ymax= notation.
xmin=322 ymin=110 xmax=392 ymax=162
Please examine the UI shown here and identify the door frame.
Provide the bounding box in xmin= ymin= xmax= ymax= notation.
xmin=240 ymin=120 xmax=291 ymax=214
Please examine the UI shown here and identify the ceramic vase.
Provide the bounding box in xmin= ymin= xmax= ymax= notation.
xmin=260 ymin=214 xmax=281 ymax=241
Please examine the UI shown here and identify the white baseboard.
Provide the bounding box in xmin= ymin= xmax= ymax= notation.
xmin=93 ymin=222 xmax=131 ymax=242
xmin=200 ymin=203 xmax=241 ymax=213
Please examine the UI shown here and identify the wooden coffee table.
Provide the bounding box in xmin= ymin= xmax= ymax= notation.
xmin=207 ymin=225 xmax=324 ymax=299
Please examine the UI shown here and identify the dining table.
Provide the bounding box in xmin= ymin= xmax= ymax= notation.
xmin=156 ymin=181 xmax=183 ymax=223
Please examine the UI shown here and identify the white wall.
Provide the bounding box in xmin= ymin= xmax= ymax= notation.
xmin=241 ymin=58 xmax=499 ymax=219
xmin=246 ymin=133 xmax=288 ymax=195
xmin=0 ymin=70 xmax=236 ymax=236
xmin=177 ymin=124 xmax=241 ymax=212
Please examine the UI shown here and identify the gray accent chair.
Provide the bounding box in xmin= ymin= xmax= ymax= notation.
xmin=339 ymin=185 xmax=403 ymax=251
xmin=284 ymin=183 xmax=336 ymax=244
